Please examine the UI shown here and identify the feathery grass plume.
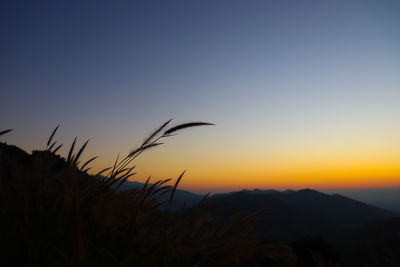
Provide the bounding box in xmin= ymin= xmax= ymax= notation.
xmin=169 ymin=170 xmax=185 ymax=204
xmin=112 ymin=120 xmax=213 ymax=176
xmin=0 ymin=129 xmax=13 ymax=137
xmin=164 ymin=122 xmax=214 ymax=135
xmin=47 ymin=125 xmax=59 ymax=148
xmin=0 ymin=122 xmax=300 ymax=266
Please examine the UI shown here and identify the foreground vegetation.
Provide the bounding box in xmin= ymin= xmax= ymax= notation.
xmin=1 ymin=122 xmax=398 ymax=266
xmin=0 ymin=123 xmax=293 ymax=266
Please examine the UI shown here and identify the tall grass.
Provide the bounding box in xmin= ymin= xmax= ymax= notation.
xmin=0 ymin=121 xmax=293 ymax=267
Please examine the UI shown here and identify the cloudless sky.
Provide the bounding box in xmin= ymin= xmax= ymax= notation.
xmin=1 ymin=0 xmax=400 ymax=193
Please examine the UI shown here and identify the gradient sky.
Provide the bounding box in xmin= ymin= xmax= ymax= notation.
xmin=1 ymin=0 xmax=400 ymax=193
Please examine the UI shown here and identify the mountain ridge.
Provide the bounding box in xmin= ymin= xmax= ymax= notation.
xmin=115 ymin=182 xmax=397 ymax=242
xmin=204 ymin=189 xmax=397 ymax=242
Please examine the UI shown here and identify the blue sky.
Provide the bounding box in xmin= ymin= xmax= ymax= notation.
xmin=1 ymin=1 xmax=400 ymax=192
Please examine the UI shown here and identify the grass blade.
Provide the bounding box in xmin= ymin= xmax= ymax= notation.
xmin=198 ymin=192 xmax=211 ymax=207
xmin=142 ymin=176 xmax=151 ymax=191
xmin=48 ymin=141 xmax=57 ymax=151
xmin=128 ymin=143 xmax=163 ymax=157
xmin=82 ymin=167 xmax=92 ymax=173
xmin=169 ymin=170 xmax=185 ymax=204
xmin=95 ymin=167 xmax=111 ymax=177
xmin=67 ymin=137 xmax=77 ymax=164
xmin=80 ymin=156 xmax=98 ymax=171
xmin=72 ymin=140 xmax=89 ymax=166
xmin=47 ymin=125 xmax=59 ymax=147
xmin=109 ymin=154 xmax=120 ymax=176
xmin=52 ymin=144 xmax=63 ymax=154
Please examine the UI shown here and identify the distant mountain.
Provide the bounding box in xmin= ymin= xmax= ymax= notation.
xmin=108 ymin=179 xmax=399 ymax=242
xmin=283 ymin=189 xmax=296 ymax=194
xmin=206 ymin=189 xmax=397 ymax=242
xmin=241 ymin=189 xmax=280 ymax=194
xmin=371 ymin=201 xmax=400 ymax=213
xmin=212 ymin=188 xmax=280 ymax=198
xmin=323 ymin=188 xmax=400 ymax=213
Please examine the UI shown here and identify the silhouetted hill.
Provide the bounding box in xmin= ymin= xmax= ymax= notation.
xmin=372 ymin=201 xmax=400 ymax=213
xmin=271 ymin=189 xmax=395 ymax=227
xmin=114 ymin=184 xmax=398 ymax=241
xmin=1 ymin=141 xmax=293 ymax=266
xmin=2 ymin=141 xmax=398 ymax=266
xmin=206 ymin=189 xmax=396 ymax=242
xmin=241 ymin=189 xmax=279 ymax=194
xmin=328 ymin=187 xmax=400 ymax=213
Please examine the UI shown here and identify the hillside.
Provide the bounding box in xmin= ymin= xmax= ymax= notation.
xmin=207 ymin=189 xmax=396 ymax=242
xmin=116 ymin=183 xmax=397 ymax=242
xmin=1 ymin=139 xmax=399 ymax=266
xmin=0 ymin=141 xmax=294 ymax=266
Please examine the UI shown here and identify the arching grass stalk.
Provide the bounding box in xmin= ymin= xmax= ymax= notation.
xmin=107 ymin=120 xmax=214 ymax=179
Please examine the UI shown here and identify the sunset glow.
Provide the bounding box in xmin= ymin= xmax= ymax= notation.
xmin=2 ymin=1 xmax=399 ymax=193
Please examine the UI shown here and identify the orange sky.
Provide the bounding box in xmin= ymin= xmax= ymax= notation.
xmin=84 ymin=128 xmax=400 ymax=193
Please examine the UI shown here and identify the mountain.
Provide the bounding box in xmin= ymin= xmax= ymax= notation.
xmin=211 ymin=188 xmax=280 ymax=198
xmin=2 ymin=141 xmax=398 ymax=265
xmin=371 ymin=201 xmax=400 ymax=213
xmin=115 ymin=183 xmax=398 ymax=239
xmin=241 ymin=189 xmax=280 ymax=194
xmin=327 ymin=188 xmax=400 ymax=213
xmin=206 ymin=189 xmax=397 ymax=242
xmin=97 ymin=178 xmax=399 ymax=240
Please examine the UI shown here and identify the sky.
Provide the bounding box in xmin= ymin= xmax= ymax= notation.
xmin=1 ymin=0 xmax=400 ymax=193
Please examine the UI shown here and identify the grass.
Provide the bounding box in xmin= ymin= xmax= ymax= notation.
xmin=0 ymin=121 xmax=293 ymax=267
xmin=2 ymin=121 xmax=397 ymax=266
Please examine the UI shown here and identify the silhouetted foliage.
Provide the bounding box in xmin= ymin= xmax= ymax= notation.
xmin=292 ymin=235 xmax=339 ymax=267
xmin=0 ymin=123 xmax=293 ymax=266
xmin=1 ymin=123 xmax=399 ymax=266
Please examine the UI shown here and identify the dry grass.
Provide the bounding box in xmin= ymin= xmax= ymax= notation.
xmin=0 ymin=121 xmax=294 ymax=267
